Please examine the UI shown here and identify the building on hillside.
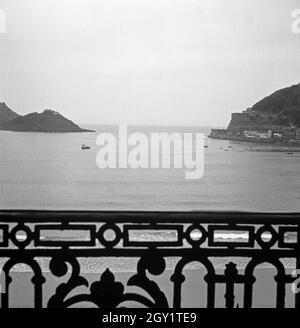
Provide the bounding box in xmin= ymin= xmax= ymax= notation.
xmin=242 ymin=129 xmax=271 ymax=139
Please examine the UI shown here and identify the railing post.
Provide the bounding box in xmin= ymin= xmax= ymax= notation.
xmin=204 ymin=273 xmax=216 ymax=308
xmin=171 ymin=273 xmax=185 ymax=308
xmin=224 ymin=263 xmax=238 ymax=308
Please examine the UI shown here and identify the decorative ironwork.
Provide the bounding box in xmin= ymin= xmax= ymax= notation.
xmin=0 ymin=210 xmax=299 ymax=308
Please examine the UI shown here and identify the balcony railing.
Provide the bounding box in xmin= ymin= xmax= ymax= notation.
xmin=0 ymin=210 xmax=300 ymax=308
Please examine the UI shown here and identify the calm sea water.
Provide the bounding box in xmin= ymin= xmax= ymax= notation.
xmin=0 ymin=125 xmax=299 ymax=212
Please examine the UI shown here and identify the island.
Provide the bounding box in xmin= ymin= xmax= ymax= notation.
xmin=0 ymin=102 xmax=94 ymax=133
xmin=209 ymin=83 xmax=300 ymax=145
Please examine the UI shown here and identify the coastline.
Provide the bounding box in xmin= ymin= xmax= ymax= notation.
xmin=208 ymin=135 xmax=300 ymax=149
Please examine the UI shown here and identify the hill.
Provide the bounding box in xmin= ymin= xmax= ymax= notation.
xmin=0 ymin=102 xmax=19 ymax=127
xmin=228 ymin=83 xmax=300 ymax=129
xmin=0 ymin=105 xmax=94 ymax=133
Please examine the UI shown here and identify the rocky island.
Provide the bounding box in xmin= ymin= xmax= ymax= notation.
xmin=209 ymin=83 xmax=300 ymax=145
xmin=0 ymin=103 xmax=94 ymax=133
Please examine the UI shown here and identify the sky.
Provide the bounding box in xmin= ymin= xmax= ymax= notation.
xmin=0 ymin=0 xmax=300 ymax=126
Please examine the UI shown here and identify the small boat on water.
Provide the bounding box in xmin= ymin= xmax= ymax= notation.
xmin=81 ymin=144 xmax=90 ymax=150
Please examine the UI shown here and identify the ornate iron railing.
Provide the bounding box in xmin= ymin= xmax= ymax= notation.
xmin=0 ymin=210 xmax=299 ymax=308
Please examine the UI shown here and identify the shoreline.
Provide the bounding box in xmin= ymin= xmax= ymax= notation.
xmin=208 ymin=135 xmax=300 ymax=150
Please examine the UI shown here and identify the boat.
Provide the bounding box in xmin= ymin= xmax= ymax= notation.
xmin=81 ymin=144 xmax=90 ymax=150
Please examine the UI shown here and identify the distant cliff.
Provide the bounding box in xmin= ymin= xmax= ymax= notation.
xmin=228 ymin=83 xmax=300 ymax=130
xmin=0 ymin=102 xmax=19 ymax=126
xmin=0 ymin=104 xmax=94 ymax=133
xmin=210 ymin=83 xmax=300 ymax=144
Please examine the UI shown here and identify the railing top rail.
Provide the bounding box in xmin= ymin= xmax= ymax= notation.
xmin=0 ymin=210 xmax=300 ymax=224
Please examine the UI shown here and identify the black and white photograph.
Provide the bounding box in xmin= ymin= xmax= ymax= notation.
xmin=0 ymin=0 xmax=300 ymax=321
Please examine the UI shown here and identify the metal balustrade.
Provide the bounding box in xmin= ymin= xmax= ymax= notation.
xmin=0 ymin=210 xmax=299 ymax=308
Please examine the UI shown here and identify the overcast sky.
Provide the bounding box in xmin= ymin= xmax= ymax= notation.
xmin=0 ymin=0 xmax=299 ymax=126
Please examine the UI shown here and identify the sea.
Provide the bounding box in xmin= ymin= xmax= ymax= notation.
xmin=0 ymin=125 xmax=299 ymax=212
xmin=0 ymin=125 xmax=299 ymax=272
